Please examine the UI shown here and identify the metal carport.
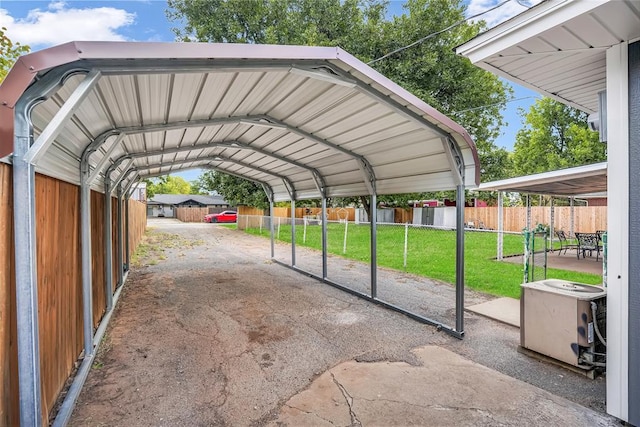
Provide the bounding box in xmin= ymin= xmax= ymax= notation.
xmin=0 ymin=41 xmax=479 ymax=426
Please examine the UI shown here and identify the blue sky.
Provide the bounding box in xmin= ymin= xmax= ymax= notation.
xmin=0 ymin=0 xmax=541 ymax=182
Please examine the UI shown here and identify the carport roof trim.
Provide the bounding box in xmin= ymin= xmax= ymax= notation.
xmin=1 ymin=41 xmax=480 ymax=201
xmin=478 ymin=161 xmax=607 ymax=196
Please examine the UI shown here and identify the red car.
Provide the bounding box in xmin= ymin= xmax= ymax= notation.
xmin=204 ymin=210 xmax=237 ymax=223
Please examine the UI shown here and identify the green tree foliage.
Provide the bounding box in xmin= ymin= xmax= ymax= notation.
xmin=145 ymin=175 xmax=192 ymax=198
xmin=512 ymin=98 xmax=606 ymax=175
xmin=0 ymin=27 xmax=29 ymax=83
xmin=168 ymin=0 xmax=513 ymax=207
xmin=197 ymin=170 xmax=269 ymax=209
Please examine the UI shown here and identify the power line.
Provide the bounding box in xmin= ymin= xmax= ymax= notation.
xmin=450 ymin=95 xmax=541 ymax=115
xmin=367 ymin=0 xmax=523 ymax=66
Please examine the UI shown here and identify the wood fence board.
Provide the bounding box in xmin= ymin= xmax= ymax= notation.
xmin=35 ymin=174 xmax=83 ymax=421
xmin=176 ymin=207 xmax=209 ymax=222
xmin=465 ymin=206 xmax=607 ymax=233
xmin=0 ymin=164 xmax=18 ymax=426
xmin=0 ymin=164 xmax=149 ymax=425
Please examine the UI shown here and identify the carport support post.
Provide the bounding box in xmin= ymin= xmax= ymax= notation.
xmin=80 ymin=158 xmax=94 ymax=358
xmin=104 ymin=180 xmax=114 ymax=310
xmin=116 ymin=184 xmax=124 ymax=287
xmin=370 ymin=193 xmax=378 ymax=299
xmin=125 ymin=195 xmax=130 ymax=272
xmin=322 ymin=197 xmax=328 ymax=279
xmin=497 ymin=191 xmax=504 ymax=261
xmin=549 ymin=198 xmax=555 ymax=250
xmin=270 ymin=200 xmax=275 ymax=258
xmin=526 ymin=195 xmax=531 ymax=231
xmin=455 ymin=184 xmax=465 ymax=334
xmin=291 ymin=200 xmax=296 ymax=266
xmin=13 ymin=100 xmax=43 ymax=427
xmin=569 ymin=197 xmax=575 ymax=238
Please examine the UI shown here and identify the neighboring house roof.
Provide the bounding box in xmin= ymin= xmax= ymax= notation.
xmin=147 ymin=194 xmax=229 ymax=206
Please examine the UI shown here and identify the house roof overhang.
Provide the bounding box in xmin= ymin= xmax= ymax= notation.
xmin=456 ymin=0 xmax=640 ymax=114
xmin=0 ymin=42 xmax=480 ymax=202
xmin=478 ymin=161 xmax=607 ymax=196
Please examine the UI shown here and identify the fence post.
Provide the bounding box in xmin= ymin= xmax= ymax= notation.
xmin=603 ymin=232 xmax=608 ymax=287
xmin=342 ymin=219 xmax=348 ymax=254
xmin=403 ymin=223 xmax=409 ymax=270
xmin=303 ymin=216 xmax=307 ymax=244
xmin=497 ymin=191 xmax=504 ymax=261
xmin=523 ymin=230 xmax=531 ymax=283
xmin=277 ymin=217 xmax=281 ymax=240
xmin=260 ymin=216 xmax=263 ymax=235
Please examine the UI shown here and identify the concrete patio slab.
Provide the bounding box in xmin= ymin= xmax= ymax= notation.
xmin=466 ymin=297 xmax=520 ymax=328
xmin=272 ymin=345 xmax=614 ymax=427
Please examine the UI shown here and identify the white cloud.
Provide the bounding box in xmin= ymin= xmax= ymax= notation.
xmin=0 ymin=1 xmax=135 ymax=48
xmin=467 ymin=0 xmax=543 ymax=29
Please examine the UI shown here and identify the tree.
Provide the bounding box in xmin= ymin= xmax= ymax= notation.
xmin=511 ymin=98 xmax=606 ymax=176
xmin=167 ymin=0 xmax=513 ymax=208
xmin=197 ymin=170 xmax=269 ymax=209
xmin=0 ymin=27 xmax=29 ymax=83
xmin=145 ymin=175 xmax=192 ymax=198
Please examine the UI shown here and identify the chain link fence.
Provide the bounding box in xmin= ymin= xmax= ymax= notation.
xmin=237 ymin=215 xmax=533 ymax=326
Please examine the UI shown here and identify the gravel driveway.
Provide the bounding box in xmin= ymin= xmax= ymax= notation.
xmin=68 ymin=219 xmax=608 ymax=426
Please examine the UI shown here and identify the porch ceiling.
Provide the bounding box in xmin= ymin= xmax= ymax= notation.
xmin=456 ymin=0 xmax=640 ymax=114
xmin=478 ymin=162 xmax=607 ymax=196
xmin=0 ymin=42 xmax=479 ymax=202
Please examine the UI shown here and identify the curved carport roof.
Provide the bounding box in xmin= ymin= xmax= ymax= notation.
xmin=1 ymin=42 xmax=479 ymax=201
xmin=1 ymin=42 xmax=479 ymax=426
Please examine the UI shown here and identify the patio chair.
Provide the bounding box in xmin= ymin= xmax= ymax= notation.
xmin=555 ymin=230 xmax=577 ymax=255
xmin=575 ymin=232 xmax=601 ymax=261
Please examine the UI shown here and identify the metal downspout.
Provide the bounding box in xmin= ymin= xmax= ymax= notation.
xmin=370 ymin=193 xmax=377 ymax=299
xmin=13 ymin=95 xmax=43 ymax=427
xmin=116 ymin=184 xmax=124 ymax=288
xmin=455 ymin=184 xmax=465 ymax=334
xmin=104 ymin=179 xmax=114 ymax=310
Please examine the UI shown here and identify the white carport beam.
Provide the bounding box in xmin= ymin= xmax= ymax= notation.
xmin=24 ymin=70 xmax=102 ymax=165
xmin=108 ymin=140 xmax=326 ymax=197
xmin=127 ymin=157 xmax=292 ymax=197
xmin=247 ymin=116 xmax=377 ymax=194
xmin=87 ymin=133 xmax=125 ymax=184
xmin=441 ymin=137 xmax=464 ymax=186
xmin=108 ymin=159 xmax=134 ymax=193
xmin=12 ymin=63 xmax=89 ymax=427
xmin=140 ymin=166 xmax=275 ymax=201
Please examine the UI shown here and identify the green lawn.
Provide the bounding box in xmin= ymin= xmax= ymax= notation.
xmin=241 ymin=222 xmax=602 ymax=299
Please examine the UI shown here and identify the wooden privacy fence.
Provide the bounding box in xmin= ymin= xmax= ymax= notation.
xmin=176 ymin=207 xmax=209 ymax=222
xmin=0 ymin=163 xmax=147 ymax=426
xmin=237 ymin=205 xmax=607 ymax=233
xmin=238 ymin=206 xmax=358 ymax=222
xmin=465 ymin=206 xmax=607 ymax=233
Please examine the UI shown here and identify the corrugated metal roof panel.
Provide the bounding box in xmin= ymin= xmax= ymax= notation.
xmin=1 ymin=42 xmax=479 ymax=201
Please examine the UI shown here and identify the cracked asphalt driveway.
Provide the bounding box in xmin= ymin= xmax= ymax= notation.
xmin=69 ymin=219 xmax=615 ymax=426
